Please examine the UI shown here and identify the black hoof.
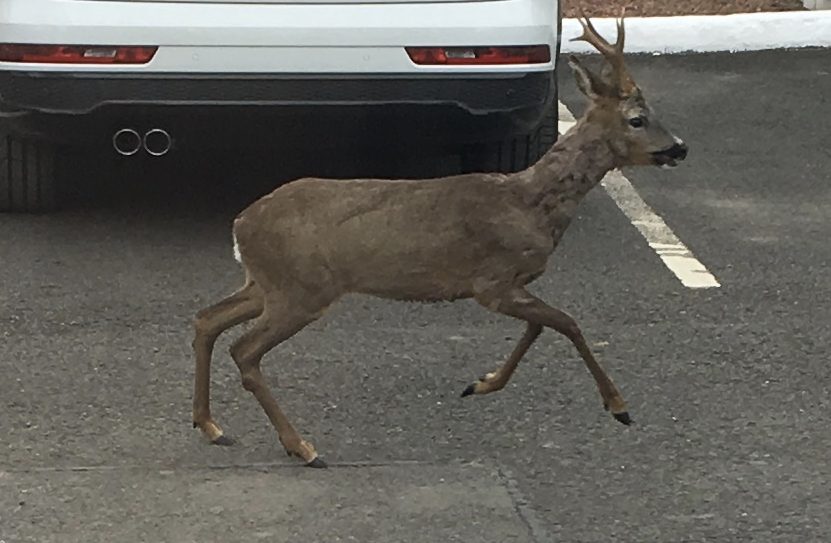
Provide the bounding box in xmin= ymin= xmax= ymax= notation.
xmin=306 ymin=457 xmax=328 ymax=469
xmin=613 ymin=412 xmax=633 ymax=425
xmin=461 ymin=383 xmax=476 ymax=397
xmin=212 ymin=435 xmax=235 ymax=446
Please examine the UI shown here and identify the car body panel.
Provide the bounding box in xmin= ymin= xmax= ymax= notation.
xmin=0 ymin=0 xmax=558 ymax=73
xmin=82 ymin=0 xmax=497 ymax=4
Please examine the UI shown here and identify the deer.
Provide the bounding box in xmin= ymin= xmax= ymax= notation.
xmin=191 ymin=12 xmax=689 ymax=468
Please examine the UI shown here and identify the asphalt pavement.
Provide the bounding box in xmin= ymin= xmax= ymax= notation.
xmin=2 ymin=49 xmax=830 ymax=542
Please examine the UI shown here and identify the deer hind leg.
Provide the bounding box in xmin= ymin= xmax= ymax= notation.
xmin=475 ymin=287 xmax=631 ymax=425
xmin=229 ymin=289 xmax=331 ymax=468
xmin=192 ymin=279 xmax=264 ymax=445
xmin=461 ymin=322 xmax=542 ymax=397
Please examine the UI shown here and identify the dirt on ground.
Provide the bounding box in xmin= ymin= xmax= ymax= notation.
xmin=564 ymin=0 xmax=806 ymax=17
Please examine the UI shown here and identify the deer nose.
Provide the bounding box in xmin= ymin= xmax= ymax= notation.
xmin=666 ymin=141 xmax=688 ymax=161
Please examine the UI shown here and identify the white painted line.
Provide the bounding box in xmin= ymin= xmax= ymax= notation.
xmin=601 ymin=171 xmax=721 ymax=288
xmin=558 ymin=101 xmax=721 ymax=289
xmin=557 ymin=100 xmax=579 ymax=135
xmin=558 ymin=119 xmax=576 ymax=134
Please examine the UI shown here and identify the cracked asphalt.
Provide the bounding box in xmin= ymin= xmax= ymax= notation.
xmin=1 ymin=48 xmax=830 ymax=542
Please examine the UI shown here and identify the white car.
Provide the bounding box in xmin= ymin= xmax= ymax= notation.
xmin=0 ymin=0 xmax=561 ymax=212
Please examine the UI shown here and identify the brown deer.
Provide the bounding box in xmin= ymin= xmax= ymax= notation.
xmin=191 ymin=12 xmax=688 ymax=468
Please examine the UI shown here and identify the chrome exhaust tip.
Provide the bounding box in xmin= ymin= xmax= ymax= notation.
xmin=112 ymin=128 xmax=142 ymax=156
xmin=143 ymin=128 xmax=172 ymax=157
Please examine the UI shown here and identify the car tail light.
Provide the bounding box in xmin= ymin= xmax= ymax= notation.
xmin=0 ymin=44 xmax=158 ymax=64
xmin=406 ymin=45 xmax=550 ymax=65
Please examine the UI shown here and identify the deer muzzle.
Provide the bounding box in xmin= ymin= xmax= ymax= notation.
xmin=652 ymin=140 xmax=688 ymax=168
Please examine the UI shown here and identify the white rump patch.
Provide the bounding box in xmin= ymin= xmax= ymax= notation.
xmin=232 ymin=232 xmax=242 ymax=263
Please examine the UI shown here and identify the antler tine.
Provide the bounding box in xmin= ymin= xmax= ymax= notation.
xmin=581 ymin=9 xmax=610 ymax=47
xmin=572 ymin=8 xmax=617 ymax=58
xmin=570 ymin=8 xmax=634 ymax=94
xmin=615 ymin=7 xmax=626 ymax=53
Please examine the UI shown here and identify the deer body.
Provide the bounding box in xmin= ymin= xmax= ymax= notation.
xmin=191 ymin=13 xmax=689 ymax=467
xmin=234 ymin=173 xmax=548 ymax=304
xmin=234 ymin=119 xmax=619 ymax=305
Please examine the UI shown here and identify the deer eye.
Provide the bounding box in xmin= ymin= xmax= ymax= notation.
xmin=628 ymin=116 xmax=646 ymax=128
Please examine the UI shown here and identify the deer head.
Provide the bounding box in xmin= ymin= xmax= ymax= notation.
xmin=568 ymin=10 xmax=688 ymax=168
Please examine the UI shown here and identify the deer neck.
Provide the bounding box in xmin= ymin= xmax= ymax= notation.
xmin=523 ymin=118 xmax=618 ymax=236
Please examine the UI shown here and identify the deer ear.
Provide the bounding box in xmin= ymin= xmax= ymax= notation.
xmin=568 ymin=55 xmax=601 ymax=99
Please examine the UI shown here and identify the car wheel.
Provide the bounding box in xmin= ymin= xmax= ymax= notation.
xmin=460 ymin=99 xmax=559 ymax=174
xmin=0 ymin=133 xmax=60 ymax=213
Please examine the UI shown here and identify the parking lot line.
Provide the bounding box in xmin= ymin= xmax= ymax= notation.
xmin=558 ymin=101 xmax=721 ymax=289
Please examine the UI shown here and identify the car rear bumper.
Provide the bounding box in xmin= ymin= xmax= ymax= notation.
xmin=0 ymin=70 xmax=553 ymax=115
xmin=0 ymin=70 xmax=556 ymax=148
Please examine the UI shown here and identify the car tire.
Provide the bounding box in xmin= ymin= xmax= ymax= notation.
xmin=0 ymin=133 xmax=60 ymax=213
xmin=460 ymin=98 xmax=559 ymax=174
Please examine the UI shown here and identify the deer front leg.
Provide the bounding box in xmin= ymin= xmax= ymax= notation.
xmin=475 ymin=287 xmax=631 ymax=425
xmin=192 ymin=281 xmax=263 ymax=445
xmin=461 ymin=322 xmax=542 ymax=397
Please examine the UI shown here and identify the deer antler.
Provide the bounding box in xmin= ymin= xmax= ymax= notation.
xmin=570 ymin=8 xmax=635 ymax=95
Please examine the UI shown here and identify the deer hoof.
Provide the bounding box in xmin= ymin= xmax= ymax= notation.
xmin=306 ymin=457 xmax=328 ymax=469
xmin=461 ymin=383 xmax=477 ymax=397
xmin=211 ymin=435 xmax=236 ymax=446
xmin=195 ymin=419 xmax=232 ymax=444
xmin=613 ymin=412 xmax=633 ymax=425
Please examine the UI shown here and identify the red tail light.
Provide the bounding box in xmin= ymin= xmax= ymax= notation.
xmin=0 ymin=44 xmax=157 ymax=64
xmin=406 ymin=45 xmax=550 ymax=65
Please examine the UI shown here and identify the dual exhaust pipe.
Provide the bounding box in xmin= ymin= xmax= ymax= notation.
xmin=113 ymin=128 xmax=172 ymax=157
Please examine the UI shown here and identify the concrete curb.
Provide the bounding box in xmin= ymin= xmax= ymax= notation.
xmin=561 ymin=11 xmax=831 ymax=54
